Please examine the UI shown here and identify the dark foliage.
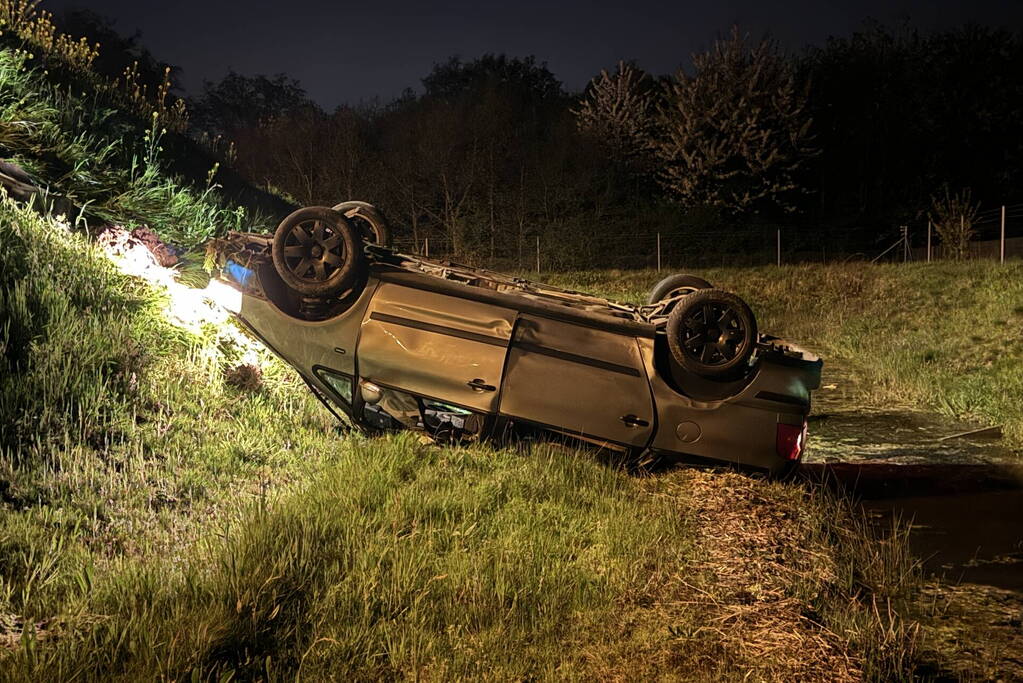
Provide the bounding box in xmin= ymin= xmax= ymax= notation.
xmin=188 ymin=23 xmax=1023 ymax=266
xmin=801 ymin=22 xmax=1023 ymax=227
xmin=54 ymin=8 xmax=182 ymax=94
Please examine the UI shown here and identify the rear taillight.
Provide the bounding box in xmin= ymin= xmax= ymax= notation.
xmin=776 ymin=421 xmax=807 ymax=461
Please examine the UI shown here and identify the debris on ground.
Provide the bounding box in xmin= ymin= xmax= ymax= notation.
xmin=95 ymin=224 xmax=264 ymax=368
xmin=224 ymin=362 xmax=263 ymax=392
xmin=668 ymin=470 xmax=865 ymax=681
xmin=96 ymin=224 xmax=178 ymax=268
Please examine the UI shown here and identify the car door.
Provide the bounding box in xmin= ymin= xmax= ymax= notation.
xmin=356 ymin=281 xmax=517 ymax=412
xmin=498 ymin=314 xmax=655 ymax=447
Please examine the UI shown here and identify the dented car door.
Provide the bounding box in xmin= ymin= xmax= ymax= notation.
xmin=357 ymin=281 xmax=517 ymax=411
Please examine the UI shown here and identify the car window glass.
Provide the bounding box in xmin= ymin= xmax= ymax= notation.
xmin=422 ymin=399 xmax=472 ymax=416
xmin=315 ymin=368 xmax=352 ymax=403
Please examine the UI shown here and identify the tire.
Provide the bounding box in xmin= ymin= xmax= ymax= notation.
xmin=666 ymin=289 xmax=758 ymax=378
xmin=647 ymin=273 xmax=714 ymax=304
xmin=332 ymin=200 xmax=392 ymax=247
xmin=272 ymin=206 xmax=364 ymax=297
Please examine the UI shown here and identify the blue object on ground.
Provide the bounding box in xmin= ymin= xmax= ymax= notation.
xmin=225 ymin=260 xmax=255 ymax=287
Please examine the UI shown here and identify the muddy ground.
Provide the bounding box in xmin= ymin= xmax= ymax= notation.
xmin=803 ymin=362 xmax=1023 ymax=679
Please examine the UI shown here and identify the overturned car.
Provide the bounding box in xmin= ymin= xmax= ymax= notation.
xmin=211 ymin=202 xmax=822 ymax=475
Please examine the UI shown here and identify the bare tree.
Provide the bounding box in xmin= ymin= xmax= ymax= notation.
xmin=929 ymin=186 xmax=979 ymax=260
xmin=574 ymin=61 xmax=656 ymax=168
xmin=655 ymin=28 xmax=816 ymax=214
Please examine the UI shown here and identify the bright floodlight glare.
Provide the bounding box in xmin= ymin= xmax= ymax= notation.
xmin=204 ymin=278 xmax=243 ymax=314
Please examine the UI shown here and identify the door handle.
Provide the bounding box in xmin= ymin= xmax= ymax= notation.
xmin=467 ymin=378 xmax=496 ymax=392
xmin=620 ymin=414 xmax=649 ymax=428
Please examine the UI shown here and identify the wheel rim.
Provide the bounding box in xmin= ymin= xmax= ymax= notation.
xmin=280 ymin=218 xmax=346 ymax=283
xmin=680 ymin=301 xmax=748 ymax=366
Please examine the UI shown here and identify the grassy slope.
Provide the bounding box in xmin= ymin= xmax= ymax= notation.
xmin=544 ymin=263 xmax=1023 ymax=446
xmin=0 ymin=37 xmax=974 ymax=680
xmin=0 ymin=202 xmax=925 ymax=679
xmin=0 ymin=49 xmax=258 ymax=247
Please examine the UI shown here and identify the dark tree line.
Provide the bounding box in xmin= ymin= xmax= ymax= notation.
xmin=181 ymin=24 xmax=1023 ymax=265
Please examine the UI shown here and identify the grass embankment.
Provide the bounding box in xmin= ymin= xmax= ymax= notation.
xmin=0 ymin=24 xmax=937 ymax=678
xmin=0 ymin=200 xmax=923 ymax=679
xmin=0 ymin=47 xmax=258 ymax=247
xmin=546 ymin=263 xmax=1023 ymax=447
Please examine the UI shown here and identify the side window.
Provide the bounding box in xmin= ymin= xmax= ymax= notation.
xmin=314 ymin=367 xmax=353 ymax=404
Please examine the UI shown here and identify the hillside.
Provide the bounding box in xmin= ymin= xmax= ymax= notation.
xmin=0 ymin=20 xmax=1012 ymax=680
xmin=0 ymin=197 xmax=928 ymax=679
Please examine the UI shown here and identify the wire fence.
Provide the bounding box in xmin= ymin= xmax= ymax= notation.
xmin=389 ymin=204 xmax=1022 ymax=272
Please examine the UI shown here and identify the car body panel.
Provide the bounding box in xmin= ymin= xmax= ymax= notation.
xmin=357 ymin=282 xmax=516 ymax=412
xmin=236 ymin=285 xmax=373 ymax=377
xmin=499 ymin=314 xmax=654 ymax=446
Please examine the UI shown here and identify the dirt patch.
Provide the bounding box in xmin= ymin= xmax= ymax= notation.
xmin=97 ymin=225 xmax=178 ymax=267
xmin=643 ymin=470 xmax=873 ymax=680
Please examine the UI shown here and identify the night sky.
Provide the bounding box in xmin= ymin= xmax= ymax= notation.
xmin=42 ymin=0 xmax=1023 ymax=109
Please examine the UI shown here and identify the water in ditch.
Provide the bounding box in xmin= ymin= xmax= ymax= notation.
xmin=802 ymin=364 xmax=1023 ymax=592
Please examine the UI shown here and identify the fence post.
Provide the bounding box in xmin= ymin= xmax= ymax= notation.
xmin=656 ymin=233 xmax=661 ymax=272
xmin=535 ymin=235 xmax=540 ymax=274
xmin=425 ymin=237 xmax=429 ymax=258
xmin=1001 ymin=205 xmax=1007 ymax=264
xmin=776 ymin=229 xmax=781 ymax=267
xmin=927 ymin=221 xmax=932 ymax=262
xmin=901 ymin=225 xmax=909 ymax=262
xmin=960 ymin=215 xmax=964 ymax=259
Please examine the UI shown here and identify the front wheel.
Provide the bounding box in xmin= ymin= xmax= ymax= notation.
xmin=272 ymin=206 xmax=364 ymax=297
xmin=666 ymin=289 xmax=758 ymax=378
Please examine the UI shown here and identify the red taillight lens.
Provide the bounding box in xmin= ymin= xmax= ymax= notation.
xmin=776 ymin=421 xmax=807 ymax=461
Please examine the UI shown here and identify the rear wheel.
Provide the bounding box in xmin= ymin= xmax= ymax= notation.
xmin=272 ymin=206 xmax=363 ymax=297
xmin=666 ymin=289 xmax=758 ymax=378
xmin=332 ymin=200 xmax=392 ymax=248
xmin=647 ymin=273 xmax=713 ymax=304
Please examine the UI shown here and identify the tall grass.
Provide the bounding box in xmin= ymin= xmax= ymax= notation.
xmin=0 ymin=0 xmax=188 ymax=131
xmin=0 ymin=48 xmax=257 ymax=246
xmin=5 ymin=437 xmax=691 ymax=680
xmin=0 ymin=197 xmax=163 ymax=456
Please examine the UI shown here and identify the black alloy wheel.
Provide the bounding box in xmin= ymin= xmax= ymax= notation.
xmin=666 ymin=289 xmax=758 ymax=378
xmin=332 ymin=200 xmax=393 ymax=248
xmin=272 ymin=206 xmax=363 ymax=297
xmin=646 ymin=273 xmax=714 ymax=304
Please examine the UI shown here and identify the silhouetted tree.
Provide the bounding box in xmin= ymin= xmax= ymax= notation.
xmin=191 ymin=72 xmax=315 ymax=137
xmin=802 ymin=23 xmax=1023 ymax=226
xmin=422 ymin=54 xmax=563 ymax=102
xmin=929 ymin=186 xmax=979 ymax=260
xmin=574 ymin=61 xmax=657 ymax=170
xmin=655 ymin=28 xmax=816 ymax=215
